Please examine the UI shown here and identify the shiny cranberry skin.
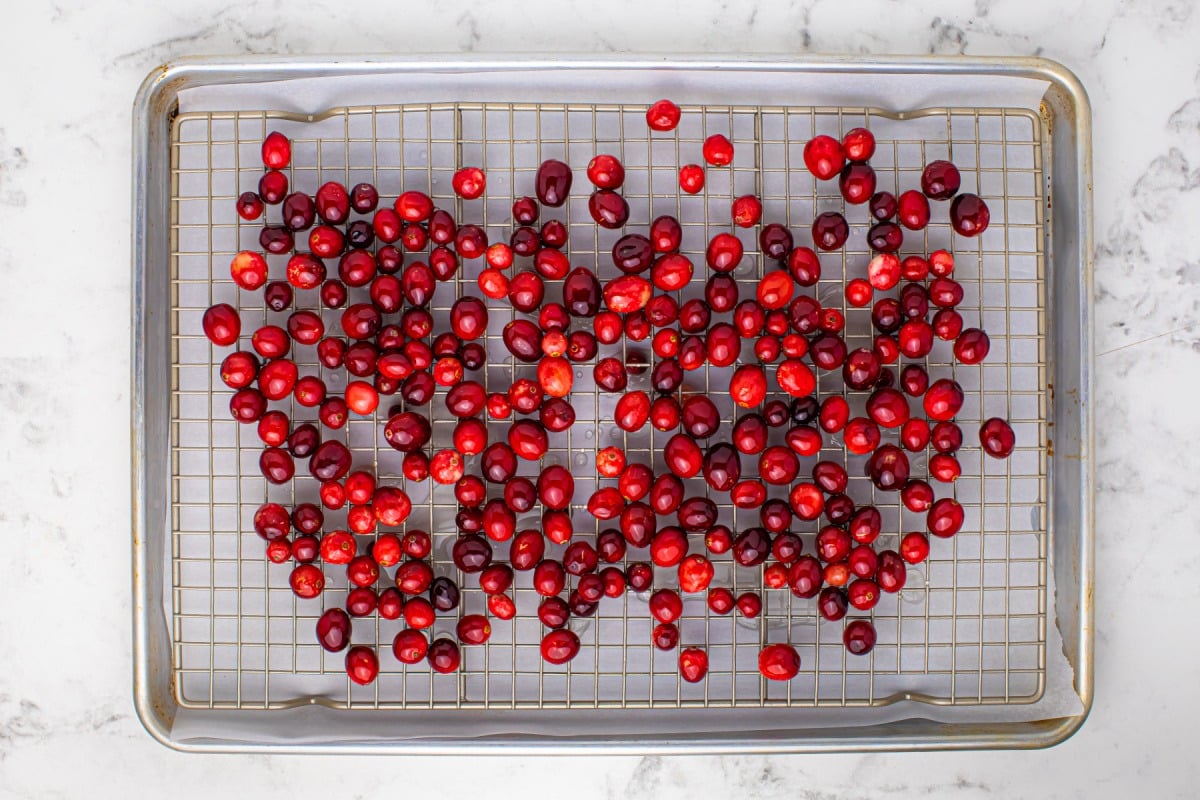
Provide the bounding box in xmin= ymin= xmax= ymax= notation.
xmin=734 ymin=300 xmax=765 ymax=337
xmin=729 ymin=364 xmax=767 ymax=409
xmin=312 ymin=181 xmax=349 ymax=225
xmin=809 ymin=333 xmax=847 ymax=371
xmin=643 ymin=216 xmax=678 ymax=255
xmin=866 ymin=387 xmax=910 ymax=428
xmin=811 ymin=212 xmax=849 ymax=251
xmin=534 ymin=158 xmax=573 ymax=207
xmin=258 ymin=170 xmax=288 ymax=204
xmin=928 ymin=278 xmax=964 ymax=310
xmin=901 ymin=532 xmax=931 ymax=564
xmin=705 ymin=232 xmax=743 ymax=273
xmin=702 ymin=134 xmax=734 ymax=166
xmin=759 ymin=643 xmax=801 ymax=681
xmin=813 ymin=586 xmax=845 ymax=622
xmin=539 ymin=397 xmax=575 ymax=432
xmin=450 ymin=533 xmax=491 ymax=573
xmin=202 ymin=303 xmax=241 ymax=347
xmin=343 ymin=646 xmax=379 ymax=685
xmin=308 ymin=225 xmax=343 ymax=258
xmin=866 ymin=444 xmax=910 ymax=491
xmin=867 ymin=222 xmax=903 ymax=253
xmin=707 ymin=586 xmax=736 ymax=613
xmin=425 ymin=637 xmax=460 ymax=673
xmin=508 ymin=420 xmax=549 ymax=460
xmin=587 ymin=189 xmax=629 ymax=229
xmin=847 ymin=578 xmax=880 ymax=611
xmin=933 ymin=423 xmax=963 ymax=454
xmin=604 ymin=237 xmax=652 ymax=280
xmin=540 ymin=630 xmax=580 ymax=665
xmin=843 ymin=619 xmax=877 ymax=656
xmin=759 ymin=446 xmax=799 ymax=485
xmin=839 ymin=163 xmax=876 ymax=205
xmin=840 ymin=348 xmax=880 ymax=392
xmin=676 ymin=395 xmax=718 ymax=439
xmin=647 ymin=475 xmax=683 ymax=515
xmin=541 ymin=220 xmax=570 ymax=248
xmin=507 ymin=194 xmax=538 ymax=225
xmin=803 ymin=135 xmax=844 ymax=180
xmin=924 ymin=379 xmax=965 ymax=421
xmin=928 ymin=497 xmax=965 ymax=538
xmin=701 ymin=443 xmax=741 ymax=492
xmin=536 ymin=596 xmax=570 ymax=630
xmin=286 ymin=423 xmax=320 ymax=458
xmin=646 ymin=98 xmax=682 ymax=131
xmin=647 ymin=588 xmax=682 ymax=624
xmin=722 ymin=416 xmax=764 ymax=461
xmin=650 ymin=526 xmax=689 ymax=568
xmin=677 ymin=497 xmax=718 ymax=532
xmin=839 ymin=126 xmax=873 ymax=161
xmin=649 ymin=622 xmax=679 ymax=651
xmin=650 ymin=359 xmax=683 ymax=394
xmin=383 ymin=411 xmax=431 ymax=453
xmin=896 ymin=189 xmax=931 ymax=230
xmin=868 ymin=191 xmax=897 ymax=221
xmin=677 ymin=163 xmax=706 ymax=194
xmin=954 ymin=328 xmax=991 ymax=365
xmin=980 ymin=417 xmax=1016 ymax=458
xmin=730 ymin=526 xmax=771 ymax=567
xmin=933 ymin=309 xmax=965 ymax=341
xmin=306 ymin=440 xmax=350 ymax=482
xmin=236 ymin=191 xmax=264 ymax=221
xmin=921 ymin=160 xmax=961 ymax=200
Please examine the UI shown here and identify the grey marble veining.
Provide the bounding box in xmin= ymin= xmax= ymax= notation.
xmin=1 ymin=0 xmax=1197 ymax=796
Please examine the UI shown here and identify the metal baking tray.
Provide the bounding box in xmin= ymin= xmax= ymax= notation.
xmin=131 ymin=55 xmax=1093 ymax=752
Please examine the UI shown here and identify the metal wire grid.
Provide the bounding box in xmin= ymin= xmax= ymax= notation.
xmin=169 ymin=101 xmax=1047 ymax=711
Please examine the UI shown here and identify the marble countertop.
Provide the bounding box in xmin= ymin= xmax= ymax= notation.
xmin=2 ymin=0 xmax=1197 ymax=796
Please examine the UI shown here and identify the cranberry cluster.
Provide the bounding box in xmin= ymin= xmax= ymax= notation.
xmin=201 ymin=104 xmax=1017 ymax=688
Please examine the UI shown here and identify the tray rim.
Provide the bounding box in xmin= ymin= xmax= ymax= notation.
xmin=131 ymin=53 xmax=1093 ymax=754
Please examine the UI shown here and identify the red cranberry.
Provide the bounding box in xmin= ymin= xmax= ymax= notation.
xmin=540 ymin=630 xmax=580 ymax=665
xmin=703 ymin=134 xmax=734 ymax=166
xmin=803 ymin=135 xmax=844 ymax=180
xmin=428 ymin=638 xmax=461 ymax=673
xmin=847 ymin=578 xmax=879 ymax=611
xmin=980 ymin=417 xmax=1016 ymax=458
xmin=730 ymin=364 xmax=768 ymax=408
xmin=928 ymin=498 xmax=965 ymax=537
xmin=844 ymin=619 xmax=877 ymax=655
xmin=260 ymin=131 xmax=290 ymax=168
xmin=703 ymin=443 xmax=742 ymax=492
xmin=922 ymin=160 xmax=961 ymax=199
xmin=867 ymin=222 xmax=903 ymax=253
xmin=923 ymin=379 xmax=965 ymax=421
xmin=839 ymin=163 xmax=876 ymax=204
xmin=705 ymin=232 xmax=743 ymax=273
xmin=535 ymin=159 xmax=573 ymax=207
xmin=898 ymin=189 xmax=931 ymax=230
xmin=289 ymin=564 xmax=324 ymax=598
xmin=901 ymin=532 xmax=930 ymax=564
xmin=344 ymin=646 xmax=379 ymax=685
xmin=258 ymin=170 xmax=288 ymax=204
xmin=758 ymin=643 xmax=800 ymax=681
xmin=934 ymin=309 xmax=965 ymax=341
xmin=732 ymin=527 xmax=772 ymax=567
xmin=650 ymin=527 xmax=689 ymax=568
xmin=954 ymin=328 xmax=991 ymax=364
xmin=816 ymin=586 xmax=846 ymax=621
xmin=708 ymin=586 xmax=736 ymax=613
xmin=236 ymin=191 xmax=264 ymax=221
xmin=647 ymin=215 xmax=681 ymax=253
xmin=308 ymin=225 xmax=343 ymax=258
xmin=868 ymin=191 xmax=897 ymax=221
xmin=202 ymin=303 xmax=241 ymax=347
xmin=646 ymin=99 xmax=681 ymax=131
xmin=811 ymin=212 xmax=849 ymax=251
xmin=653 ymin=622 xmax=680 ymax=650
xmin=950 ymin=193 xmax=990 ymax=235
xmin=866 ymin=444 xmax=909 ymax=490
xmin=731 ymin=194 xmax=763 ymax=227
xmin=679 ymin=648 xmax=709 ymax=683
xmin=842 ymin=127 xmax=875 ymax=161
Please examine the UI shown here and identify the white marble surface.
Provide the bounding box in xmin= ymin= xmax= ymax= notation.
xmin=1 ymin=0 xmax=1196 ymax=796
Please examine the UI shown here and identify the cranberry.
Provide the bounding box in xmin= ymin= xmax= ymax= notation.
xmin=679 ymin=163 xmax=705 ymax=194
xmin=980 ymin=417 xmax=1016 ymax=458
xmin=866 ymin=444 xmax=909 ymax=491
xmin=428 ymin=638 xmax=462 ymax=673
xmin=648 ymin=588 xmax=684 ymax=624
xmin=954 ymin=328 xmax=991 ymax=365
xmin=390 ymin=628 xmax=427 ymax=664
xmin=810 ymin=211 xmax=849 ymax=251
xmin=512 ymin=195 xmax=539 ymax=225
xmin=308 ymin=440 xmax=352 ymax=482
xmin=202 ymin=303 xmax=241 ymax=347
xmin=847 ymin=578 xmax=879 ymax=611
xmin=848 ymin=544 xmax=879 ymax=579
xmin=848 ymin=506 xmax=882 ymax=545
xmin=705 ymin=232 xmax=743 ymax=273
xmin=730 ymin=364 xmax=768 ymax=408
xmin=803 ymin=135 xmax=844 ymax=180
xmin=934 ymin=309 xmax=965 ymax=341
xmin=867 ymin=222 xmax=903 ymax=253
xmin=928 ymin=498 xmax=965 ymax=538
xmin=535 ymin=159 xmax=573 ymax=207
xmin=260 ymin=131 xmax=290 ymax=168
xmin=843 ymin=619 xmax=877 ymax=656
xmin=650 ymin=525 xmax=689 ymax=567
xmin=384 ymin=411 xmax=431 ymax=452
xmin=838 ymin=163 xmax=876 ymax=204
xmin=650 ymin=215 xmax=683 ymax=252
xmin=236 ymin=191 xmax=264 ymax=221
xmin=679 ymin=648 xmax=709 ymax=683
xmin=897 ymin=189 xmax=931 ymax=230
xmin=732 ymin=194 xmax=763 ymax=227
xmin=842 ymin=127 xmax=875 ymax=161
xmin=653 ymin=623 xmax=680 ymax=650
xmin=921 ymin=158 xmax=960 ymax=199
xmin=703 ymin=443 xmax=742 ymax=492
xmin=758 ymin=643 xmax=801 ymax=681
xmin=454 ymin=614 xmax=491 ymax=646
xmin=258 ymin=170 xmax=288 ymax=204
xmin=759 ymin=446 xmax=799 ymax=485
xmin=540 ymin=630 xmax=580 ymax=665
xmin=901 ymin=479 xmax=936 ymax=513
xmin=646 ymin=99 xmax=681 ymax=131
xmin=707 ymin=585 xmax=736 ymax=613
xmin=923 ymin=379 xmax=965 ymax=421
xmin=308 ymin=225 xmax=343 ymax=258
xmin=818 ymin=586 xmax=848 ymax=621
xmin=289 ymin=564 xmax=325 ymax=599
xmin=652 ymin=253 xmax=694 ymax=292
xmin=344 ymin=646 xmax=379 ymax=685
xmin=901 ymin=532 xmax=930 ymax=564
xmin=731 ymin=527 xmax=772 ymax=567
xmin=452 ymin=533 xmax=493 ymax=573
xmin=538 ymin=597 xmax=570 ymax=629
xmin=703 ymin=134 xmax=734 ymax=166
xmin=869 ymin=191 xmax=897 ymax=221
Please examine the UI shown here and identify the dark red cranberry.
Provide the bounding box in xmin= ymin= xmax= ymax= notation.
xmin=921 ymin=160 xmax=961 ymax=200
xmin=869 ymin=191 xmax=897 ymax=221
xmin=258 ymin=170 xmax=288 ymax=204
xmin=535 ymin=159 xmax=573 ymax=207
xmin=838 ymin=163 xmax=876 ymax=204
xmin=588 ymin=190 xmax=629 ymax=228
xmin=759 ymin=223 xmax=794 ymax=260
xmin=954 ymin=328 xmax=991 ymax=364
xmin=980 ymin=417 xmax=1016 ymax=458
xmin=427 ymin=638 xmax=461 ymax=673
xmin=866 ymin=444 xmax=909 ymax=491
xmin=237 ymin=191 xmax=264 ymax=220
xmin=843 ymin=619 xmax=877 ymax=655
xmin=867 ymin=222 xmax=903 ymax=253
xmin=811 ymin=212 xmax=848 ymax=251
xmin=308 ymin=440 xmax=351 ymax=482
xmin=818 ymin=586 xmax=848 ymax=621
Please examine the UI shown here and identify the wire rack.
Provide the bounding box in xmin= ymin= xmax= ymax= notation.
xmin=169 ymin=101 xmax=1047 ymax=711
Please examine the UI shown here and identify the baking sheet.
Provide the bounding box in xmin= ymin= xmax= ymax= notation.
xmin=166 ymin=66 xmax=1080 ymax=743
